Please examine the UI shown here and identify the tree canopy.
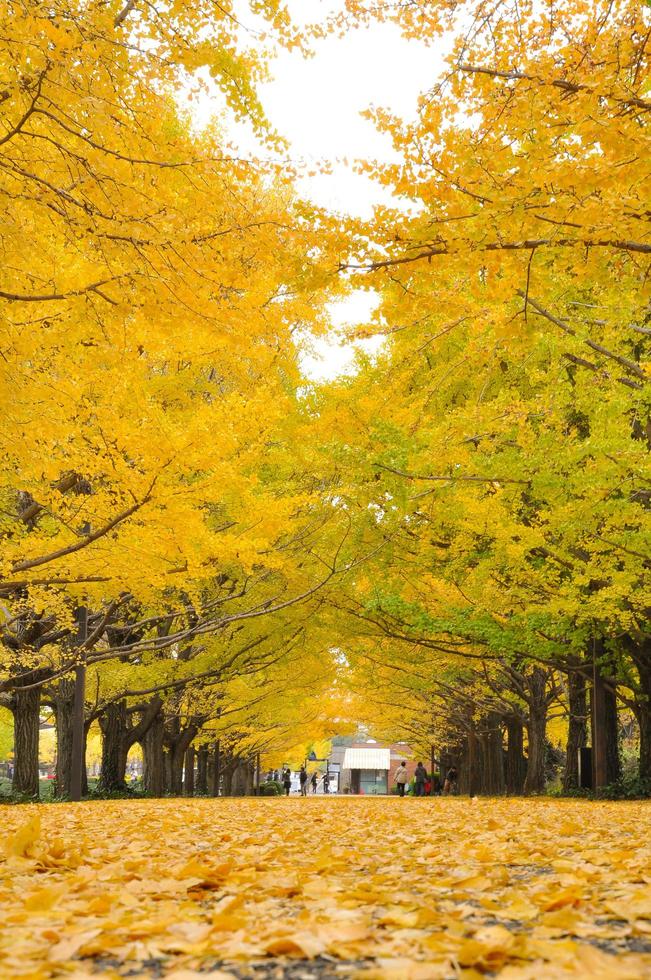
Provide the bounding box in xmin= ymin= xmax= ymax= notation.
xmin=1 ymin=0 xmax=649 ymax=799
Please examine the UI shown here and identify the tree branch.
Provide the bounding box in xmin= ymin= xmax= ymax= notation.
xmin=456 ymin=62 xmax=651 ymax=112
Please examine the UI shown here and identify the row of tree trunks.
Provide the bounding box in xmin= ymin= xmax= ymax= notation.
xmin=5 ymin=678 xmax=243 ymax=798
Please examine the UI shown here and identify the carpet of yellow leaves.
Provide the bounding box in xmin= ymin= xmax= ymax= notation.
xmin=2 ymin=797 xmax=650 ymax=979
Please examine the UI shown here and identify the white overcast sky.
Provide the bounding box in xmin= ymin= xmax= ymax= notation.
xmin=194 ymin=2 xmax=447 ymax=379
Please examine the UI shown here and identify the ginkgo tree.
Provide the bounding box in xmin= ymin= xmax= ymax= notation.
xmin=2 ymin=0 xmax=649 ymax=801
xmin=306 ymin=0 xmax=650 ymax=791
xmin=0 ymin=0 xmax=351 ymax=797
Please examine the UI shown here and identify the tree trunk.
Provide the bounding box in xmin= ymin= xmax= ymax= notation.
xmin=482 ymin=714 xmax=505 ymax=795
xmin=142 ymin=710 xmax=165 ymax=796
xmin=465 ymin=729 xmax=481 ymax=796
xmin=165 ymin=722 xmax=197 ymax=796
xmin=81 ymin=722 xmax=89 ymax=796
xmin=605 ymin=684 xmax=621 ymax=784
xmin=196 ymin=745 xmax=208 ymax=794
xmin=222 ymin=758 xmax=234 ymax=797
xmin=169 ymin=747 xmax=184 ymax=795
xmin=210 ymin=740 xmax=221 ymax=797
xmin=231 ymin=760 xmax=250 ymax=796
xmin=506 ymin=717 xmax=526 ymax=795
xmin=53 ymin=679 xmax=75 ymax=798
xmin=563 ymin=669 xmax=587 ymax=792
xmin=623 ymin=635 xmax=651 ymax=781
xmin=524 ymin=669 xmax=548 ymax=795
xmin=184 ymin=745 xmax=195 ymax=796
xmin=98 ymin=701 xmax=128 ymax=792
xmin=637 ymin=658 xmax=651 ymax=781
xmin=12 ymin=685 xmax=41 ymax=798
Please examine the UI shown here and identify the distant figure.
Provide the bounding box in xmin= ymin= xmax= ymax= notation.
xmin=394 ymin=761 xmax=409 ymax=797
xmin=414 ymin=761 xmax=427 ymax=797
xmin=265 ymin=769 xmax=273 ymax=782
xmin=282 ymin=767 xmax=292 ymax=796
xmin=273 ymin=769 xmax=280 ymax=782
xmin=299 ymin=766 xmax=308 ymax=796
xmin=443 ymin=766 xmax=458 ymax=795
xmin=322 ymin=772 xmax=330 ymax=794
xmin=430 ymin=771 xmax=442 ymax=796
xmin=311 ymin=771 xmax=318 ymax=794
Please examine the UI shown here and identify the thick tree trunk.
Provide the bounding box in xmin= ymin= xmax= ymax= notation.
xmin=196 ymin=745 xmax=208 ymax=794
xmin=481 ymin=714 xmax=505 ymax=795
xmin=12 ymin=685 xmax=41 ymax=798
xmin=506 ymin=717 xmax=526 ymax=795
xmin=524 ymin=669 xmax=548 ymax=795
xmin=184 ymin=745 xmax=195 ymax=796
xmin=165 ymin=746 xmax=182 ymax=795
xmin=98 ymin=701 xmax=128 ymax=792
xmin=142 ymin=711 xmax=165 ymax=796
xmin=53 ymin=679 xmax=75 ymax=798
xmin=165 ymin=723 xmax=197 ymax=796
xmin=563 ymin=669 xmax=587 ymax=792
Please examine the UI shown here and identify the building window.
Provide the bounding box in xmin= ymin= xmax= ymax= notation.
xmin=359 ymin=769 xmax=388 ymax=795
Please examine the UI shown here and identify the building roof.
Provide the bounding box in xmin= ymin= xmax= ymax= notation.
xmin=342 ymin=747 xmax=391 ymax=770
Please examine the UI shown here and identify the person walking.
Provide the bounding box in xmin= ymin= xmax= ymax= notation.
xmin=311 ymin=771 xmax=318 ymax=794
xmin=299 ymin=766 xmax=308 ymax=797
xmin=322 ymin=771 xmax=330 ymax=794
xmin=414 ymin=761 xmax=427 ymax=797
xmin=282 ymin=767 xmax=292 ymax=796
xmin=394 ymin=761 xmax=409 ymax=797
xmin=443 ymin=765 xmax=458 ymax=795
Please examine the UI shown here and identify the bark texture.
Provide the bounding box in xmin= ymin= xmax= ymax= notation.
xmin=184 ymin=745 xmax=195 ymax=796
xmin=604 ymin=683 xmax=621 ymax=784
xmin=12 ymin=684 xmax=41 ymax=797
xmin=480 ymin=714 xmax=505 ymax=795
xmin=53 ymin=679 xmax=75 ymax=798
xmin=563 ymin=669 xmax=587 ymax=792
xmin=196 ymin=745 xmax=208 ymax=795
xmin=98 ymin=700 xmax=128 ymax=792
xmin=506 ymin=717 xmax=527 ymax=795
xmin=142 ymin=710 xmax=165 ymax=796
xmin=524 ymin=668 xmax=548 ymax=795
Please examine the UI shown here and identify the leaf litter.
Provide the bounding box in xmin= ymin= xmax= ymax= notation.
xmin=1 ymin=797 xmax=650 ymax=979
